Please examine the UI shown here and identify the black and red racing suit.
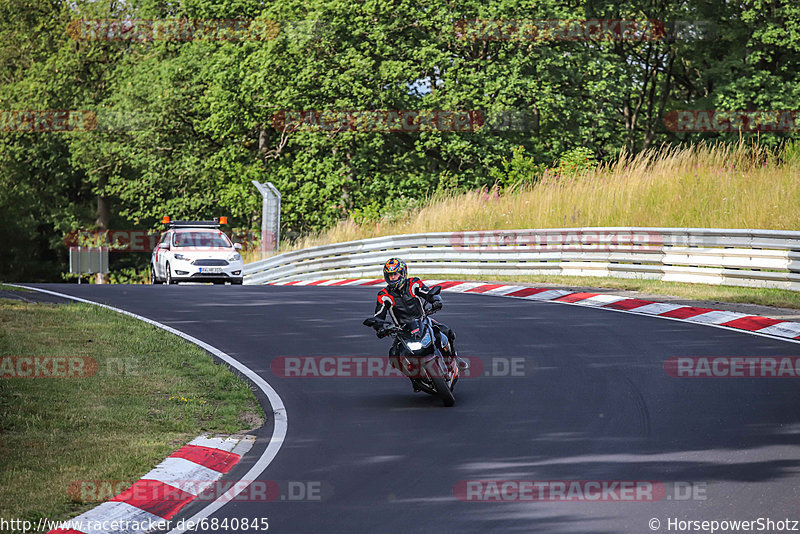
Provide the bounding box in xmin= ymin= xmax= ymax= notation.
xmin=371 ymin=277 xmax=458 ymax=361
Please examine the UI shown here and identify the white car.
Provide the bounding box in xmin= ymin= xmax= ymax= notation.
xmin=150 ymin=219 xmax=244 ymax=285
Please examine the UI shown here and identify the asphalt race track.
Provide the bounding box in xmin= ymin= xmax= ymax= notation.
xmin=25 ymin=283 xmax=800 ymax=533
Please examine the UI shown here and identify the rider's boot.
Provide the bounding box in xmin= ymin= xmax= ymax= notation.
xmin=394 ymin=354 xmax=421 ymax=392
xmin=445 ymin=340 xmax=469 ymax=370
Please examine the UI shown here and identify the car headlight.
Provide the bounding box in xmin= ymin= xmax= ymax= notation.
xmin=228 ymin=253 xmax=242 ymax=262
xmin=174 ymin=254 xmax=188 ymax=261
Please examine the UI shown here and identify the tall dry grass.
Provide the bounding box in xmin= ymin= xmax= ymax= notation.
xmin=249 ymin=141 xmax=799 ymax=258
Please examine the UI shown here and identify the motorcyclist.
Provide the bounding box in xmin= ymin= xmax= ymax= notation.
xmin=368 ymin=258 xmax=468 ymax=387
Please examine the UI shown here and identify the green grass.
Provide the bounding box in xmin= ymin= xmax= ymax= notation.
xmin=0 ymin=300 xmax=264 ymax=523
xmin=0 ymin=284 xmax=30 ymax=292
xmin=278 ymin=142 xmax=800 ymax=251
xmin=423 ymin=273 xmax=800 ymax=310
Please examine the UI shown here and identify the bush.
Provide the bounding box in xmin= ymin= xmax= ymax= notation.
xmin=106 ymin=267 xmax=149 ymax=285
xmin=490 ymin=146 xmax=545 ymax=189
xmin=556 ymin=147 xmax=597 ymax=176
xmin=351 ymin=197 xmax=420 ymax=225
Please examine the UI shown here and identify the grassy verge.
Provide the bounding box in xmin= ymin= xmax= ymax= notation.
xmin=0 ymin=284 xmax=30 ymax=292
xmin=287 ymin=142 xmax=800 ymax=248
xmin=0 ymin=300 xmax=264 ymax=523
xmin=422 ymin=273 xmax=800 ymax=310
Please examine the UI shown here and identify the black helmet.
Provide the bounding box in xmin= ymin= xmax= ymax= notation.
xmin=383 ymin=257 xmax=407 ymax=290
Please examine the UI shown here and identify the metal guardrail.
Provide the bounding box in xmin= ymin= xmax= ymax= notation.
xmin=243 ymin=227 xmax=800 ymax=291
xmin=69 ymin=246 xmax=109 ymax=284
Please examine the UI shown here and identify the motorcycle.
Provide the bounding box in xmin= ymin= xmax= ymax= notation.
xmin=363 ymin=285 xmax=459 ymax=407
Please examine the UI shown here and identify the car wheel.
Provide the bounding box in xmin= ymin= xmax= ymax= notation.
xmin=150 ymin=264 xmax=160 ymax=284
xmin=166 ymin=263 xmax=176 ymax=285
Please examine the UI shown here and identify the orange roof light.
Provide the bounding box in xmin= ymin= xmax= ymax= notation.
xmin=161 ymin=216 xmax=170 ymax=224
xmin=219 ymin=216 xmax=228 ymax=225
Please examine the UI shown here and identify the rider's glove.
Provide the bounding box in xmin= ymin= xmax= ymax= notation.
xmin=376 ymin=327 xmax=390 ymax=339
xmin=430 ymin=300 xmax=443 ymax=312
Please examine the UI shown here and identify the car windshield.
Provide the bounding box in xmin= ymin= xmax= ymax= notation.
xmin=172 ymin=231 xmax=231 ymax=248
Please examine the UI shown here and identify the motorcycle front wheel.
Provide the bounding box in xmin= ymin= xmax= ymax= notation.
xmin=431 ymin=377 xmax=455 ymax=407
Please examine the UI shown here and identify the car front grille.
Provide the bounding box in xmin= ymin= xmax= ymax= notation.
xmin=191 ymin=259 xmax=229 ymax=266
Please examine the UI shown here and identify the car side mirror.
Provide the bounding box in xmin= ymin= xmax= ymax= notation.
xmin=158 ymin=242 xmax=170 ymax=250
xmin=234 ymin=243 xmax=243 ymax=250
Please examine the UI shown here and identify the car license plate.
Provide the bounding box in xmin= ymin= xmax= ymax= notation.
xmin=200 ymin=267 xmax=223 ymax=273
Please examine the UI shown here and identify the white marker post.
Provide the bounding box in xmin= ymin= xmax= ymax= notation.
xmin=251 ymin=180 xmax=281 ymax=259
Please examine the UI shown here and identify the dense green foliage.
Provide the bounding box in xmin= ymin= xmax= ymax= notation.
xmin=1 ymin=0 xmax=798 ymax=280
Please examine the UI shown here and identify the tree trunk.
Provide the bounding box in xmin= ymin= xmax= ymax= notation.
xmin=95 ymin=175 xmax=110 ymax=284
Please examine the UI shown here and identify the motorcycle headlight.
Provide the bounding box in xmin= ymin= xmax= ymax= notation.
xmin=406 ymin=331 xmax=432 ymax=352
xmin=228 ymin=253 xmax=242 ymax=262
xmin=173 ymin=254 xmax=188 ymax=261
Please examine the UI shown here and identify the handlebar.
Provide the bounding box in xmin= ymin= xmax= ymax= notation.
xmin=376 ymin=325 xmax=402 ymax=338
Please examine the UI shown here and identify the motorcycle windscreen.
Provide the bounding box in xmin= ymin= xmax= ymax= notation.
xmin=402 ymin=318 xmax=425 ymax=338
xmin=402 ymin=324 xmax=433 ymax=353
